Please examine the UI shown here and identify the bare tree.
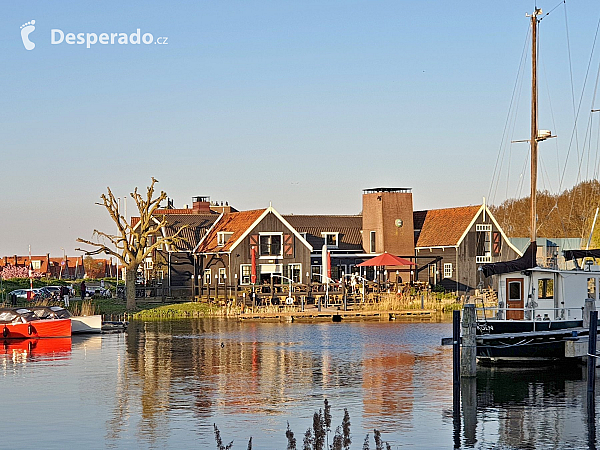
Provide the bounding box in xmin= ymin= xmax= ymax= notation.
xmin=76 ymin=178 xmax=186 ymax=310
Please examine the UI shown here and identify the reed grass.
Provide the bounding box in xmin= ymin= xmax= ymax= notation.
xmin=355 ymin=292 xmax=461 ymax=312
xmin=68 ymin=300 xmax=97 ymax=316
xmin=213 ymin=399 xmax=391 ymax=450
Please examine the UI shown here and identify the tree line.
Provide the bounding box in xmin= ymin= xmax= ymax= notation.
xmin=490 ymin=179 xmax=600 ymax=245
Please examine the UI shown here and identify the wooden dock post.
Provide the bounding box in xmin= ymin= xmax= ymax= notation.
xmin=584 ymin=298 xmax=596 ymax=329
xmin=461 ymin=304 xmax=477 ymax=378
xmin=588 ymin=309 xmax=598 ymax=394
xmin=452 ymin=310 xmax=461 ymax=387
xmin=452 ymin=309 xmax=461 ymax=447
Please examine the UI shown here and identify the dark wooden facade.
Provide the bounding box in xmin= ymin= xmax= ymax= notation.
xmin=196 ymin=211 xmax=312 ymax=297
xmin=415 ymin=209 xmax=520 ymax=293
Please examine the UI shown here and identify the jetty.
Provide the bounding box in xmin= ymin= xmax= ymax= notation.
xmin=238 ymin=307 xmax=433 ymax=322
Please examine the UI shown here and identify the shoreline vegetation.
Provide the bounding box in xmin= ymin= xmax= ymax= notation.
xmin=0 ymin=277 xmax=485 ymax=321
xmin=213 ymin=398 xmax=393 ymax=450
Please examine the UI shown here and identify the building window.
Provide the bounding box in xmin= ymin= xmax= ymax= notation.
xmin=218 ymin=268 xmax=226 ymax=284
xmin=258 ymin=264 xmax=282 ymax=283
xmin=286 ymin=263 xmax=301 ymax=283
xmin=476 ymin=224 xmax=492 ymax=263
xmin=240 ymin=264 xmax=251 ymax=285
xmin=217 ymin=231 xmax=234 ymax=247
xmin=259 ymin=234 xmax=282 ymax=256
xmin=32 ymin=260 xmax=41 ymax=270
xmin=311 ymin=265 xmax=322 ymax=283
xmin=322 ymin=232 xmax=339 ymax=248
xmin=203 ymin=269 xmax=211 ymax=285
xmin=538 ymin=278 xmax=554 ymax=299
xmin=370 ymin=231 xmax=376 ymax=253
xmin=443 ymin=263 xmax=453 ymax=278
xmin=588 ymin=278 xmax=597 ymax=300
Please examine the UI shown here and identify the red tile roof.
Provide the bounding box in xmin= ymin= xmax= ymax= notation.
xmin=196 ymin=209 xmax=266 ymax=253
xmin=415 ymin=205 xmax=481 ymax=248
xmin=0 ymin=255 xmax=87 ymax=277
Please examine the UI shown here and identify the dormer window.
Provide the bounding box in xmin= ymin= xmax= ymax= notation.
xmin=322 ymin=232 xmax=339 ymax=248
xmin=217 ymin=231 xmax=234 ymax=247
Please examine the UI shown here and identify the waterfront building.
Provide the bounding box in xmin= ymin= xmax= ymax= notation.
xmin=135 ymin=189 xmax=523 ymax=297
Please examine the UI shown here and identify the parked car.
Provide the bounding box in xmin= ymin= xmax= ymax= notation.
xmin=46 ymin=286 xmax=75 ymax=297
xmin=85 ymin=285 xmax=110 ymax=298
xmin=8 ymin=289 xmax=42 ymax=301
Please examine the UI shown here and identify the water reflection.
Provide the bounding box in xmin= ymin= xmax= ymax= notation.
xmin=50 ymin=318 xmax=600 ymax=449
xmin=0 ymin=337 xmax=71 ymax=363
xmin=117 ymin=319 xmax=451 ymax=447
xmin=474 ymin=365 xmax=590 ymax=449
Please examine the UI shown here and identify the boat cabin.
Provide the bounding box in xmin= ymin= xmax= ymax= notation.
xmin=494 ymin=267 xmax=599 ymax=323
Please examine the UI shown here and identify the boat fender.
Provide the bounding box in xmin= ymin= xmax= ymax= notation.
xmin=2 ymin=326 xmax=8 ymax=338
xmin=28 ymin=324 xmax=33 ymax=336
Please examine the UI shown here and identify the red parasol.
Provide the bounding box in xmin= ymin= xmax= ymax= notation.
xmin=251 ymin=246 xmax=257 ymax=284
xmin=327 ymin=251 xmax=332 ymax=279
xmin=357 ymin=252 xmax=416 ymax=267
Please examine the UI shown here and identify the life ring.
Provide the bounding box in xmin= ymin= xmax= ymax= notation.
xmin=28 ymin=324 xmax=33 ymax=336
xmin=2 ymin=326 xmax=8 ymax=338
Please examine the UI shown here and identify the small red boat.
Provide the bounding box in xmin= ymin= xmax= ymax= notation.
xmin=0 ymin=308 xmax=71 ymax=339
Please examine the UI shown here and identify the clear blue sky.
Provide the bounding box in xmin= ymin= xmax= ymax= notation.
xmin=2 ymin=1 xmax=600 ymax=256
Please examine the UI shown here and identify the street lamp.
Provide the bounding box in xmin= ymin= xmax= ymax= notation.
xmin=60 ymin=247 xmax=65 ymax=279
xmin=277 ymin=274 xmax=296 ymax=303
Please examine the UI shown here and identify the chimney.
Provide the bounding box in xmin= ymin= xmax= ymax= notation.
xmin=192 ymin=196 xmax=212 ymax=213
xmin=362 ymin=188 xmax=415 ymax=256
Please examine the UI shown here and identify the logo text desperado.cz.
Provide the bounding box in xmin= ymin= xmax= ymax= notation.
xmin=51 ymin=29 xmax=167 ymax=48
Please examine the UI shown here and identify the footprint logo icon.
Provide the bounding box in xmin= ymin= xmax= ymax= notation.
xmin=20 ymin=20 xmax=36 ymax=50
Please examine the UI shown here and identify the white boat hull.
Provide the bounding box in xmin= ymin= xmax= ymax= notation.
xmin=71 ymin=315 xmax=102 ymax=334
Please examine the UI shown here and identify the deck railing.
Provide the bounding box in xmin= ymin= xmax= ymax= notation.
xmin=475 ymin=305 xmax=583 ymax=321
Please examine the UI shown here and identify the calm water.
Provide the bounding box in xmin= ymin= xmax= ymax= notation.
xmin=0 ymin=318 xmax=596 ymax=449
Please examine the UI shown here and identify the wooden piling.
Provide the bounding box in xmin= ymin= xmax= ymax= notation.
xmin=452 ymin=309 xmax=461 ymax=447
xmin=588 ymin=309 xmax=598 ymax=394
xmin=461 ymin=304 xmax=477 ymax=378
xmin=584 ymin=298 xmax=596 ymax=329
xmin=452 ymin=310 xmax=461 ymax=387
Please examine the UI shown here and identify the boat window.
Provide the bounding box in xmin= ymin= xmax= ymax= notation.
xmin=588 ymin=278 xmax=597 ymax=300
xmin=508 ymin=281 xmax=521 ymax=300
xmin=0 ymin=311 xmax=17 ymax=322
xmin=538 ymin=278 xmax=554 ymax=299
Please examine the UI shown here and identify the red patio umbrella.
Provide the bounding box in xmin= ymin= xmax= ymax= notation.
xmin=357 ymin=252 xmax=415 ymax=267
xmin=251 ymin=247 xmax=257 ymax=284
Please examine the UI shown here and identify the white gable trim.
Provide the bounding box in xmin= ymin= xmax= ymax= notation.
xmin=228 ymin=206 xmax=313 ymax=253
xmin=132 ymin=216 xmax=162 ymax=232
xmin=193 ymin=213 xmax=224 ymax=253
xmin=486 ymin=207 xmax=522 ymax=256
xmin=454 ymin=205 xmax=522 ymax=256
xmin=455 ymin=205 xmax=484 ymax=247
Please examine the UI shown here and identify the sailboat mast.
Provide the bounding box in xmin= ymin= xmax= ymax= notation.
xmin=530 ymin=9 xmax=541 ymax=244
